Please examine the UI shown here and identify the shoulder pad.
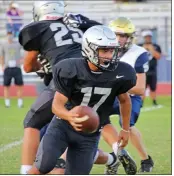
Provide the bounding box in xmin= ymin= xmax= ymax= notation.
xmin=19 ymin=21 xmax=51 ymax=51
xmin=131 ymin=44 xmax=147 ymax=55
xmin=54 ymin=59 xmax=77 ymax=79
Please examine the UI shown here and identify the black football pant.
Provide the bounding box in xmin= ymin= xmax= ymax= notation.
xmin=35 ymin=116 xmax=100 ymax=174
xmin=23 ymin=88 xmax=55 ymax=130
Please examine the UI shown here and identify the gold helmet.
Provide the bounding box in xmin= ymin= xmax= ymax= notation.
xmin=108 ymin=17 xmax=135 ymax=50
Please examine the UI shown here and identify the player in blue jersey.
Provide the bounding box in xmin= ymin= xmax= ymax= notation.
xmin=98 ymin=17 xmax=154 ymax=173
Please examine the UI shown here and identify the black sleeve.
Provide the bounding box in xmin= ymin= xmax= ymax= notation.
xmin=18 ymin=21 xmax=50 ymax=51
xmin=52 ymin=60 xmax=77 ymax=98
xmin=116 ymin=79 xmax=137 ymax=95
xmin=116 ymin=66 xmax=137 ymax=95
xmin=101 ymin=115 xmax=111 ymax=127
xmin=77 ymin=14 xmax=102 ymax=32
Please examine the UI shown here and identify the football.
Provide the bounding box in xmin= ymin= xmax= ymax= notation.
xmin=70 ymin=106 xmax=100 ymax=133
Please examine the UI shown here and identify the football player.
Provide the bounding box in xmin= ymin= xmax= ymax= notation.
xmin=37 ymin=14 xmax=138 ymax=175
xmin=140 ymin=30 xmax=162 ymax=106
xmin=98 ymin=17 xmax=154 ymax=173
xmin=27 ymin=25 xmax=136 ymax=175
xmin=18 ymin=1 xmax=102 ymax=174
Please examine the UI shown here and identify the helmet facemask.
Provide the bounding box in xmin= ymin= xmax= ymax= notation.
xmin=116 ymin=32 xmax=135 ymax=54
xmin=85 ymin=41 xmax=121 ymax=71
xmin=32 ymin=6 xmax=38 ymax=22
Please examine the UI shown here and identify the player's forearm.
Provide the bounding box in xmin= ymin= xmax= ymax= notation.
xmin=24 ymin=61 xmax=41 ymax=72
xmin=128 ymin=73 xmax=146 ymax=95
xmin=52 ymin=103 xmax=70 ymax=121
xmin=52 ymin=92 xmax=70 ymax=121
xmin=119 ymin=96 xmax=131 ymax=131
xmin=128 ymin=86 xmax=145 ymax=95
xmin=23 ymin=51 xmax=40 ymax=72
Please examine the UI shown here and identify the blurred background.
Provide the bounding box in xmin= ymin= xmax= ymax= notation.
xmin=0 ymin=0 xmax=171 ymax=96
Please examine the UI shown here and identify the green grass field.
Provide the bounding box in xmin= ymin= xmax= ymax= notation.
xmin=0 ymin=96 xmax=172 ymax=174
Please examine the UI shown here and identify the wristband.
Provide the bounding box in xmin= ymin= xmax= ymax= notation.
xmin=121 ymin=128 xmax=130 ymax=133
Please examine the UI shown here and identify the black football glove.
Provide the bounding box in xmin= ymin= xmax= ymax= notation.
xmin=37 ymin=54 xmax=52 ymax=74
xmin=36 ymin=68 xmax=45 ymax=79
xmin=43 ymin=73 xmax=53 ymax=86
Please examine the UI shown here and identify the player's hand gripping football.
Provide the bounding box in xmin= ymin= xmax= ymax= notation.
xmin=67 ymin=112 xmax=89 ymax=131
xmin=118 ymin=129 xmax=129 ymax=148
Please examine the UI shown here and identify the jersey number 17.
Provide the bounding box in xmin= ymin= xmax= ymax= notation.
xmin=81 ymin=87 xmax=112 ymax=111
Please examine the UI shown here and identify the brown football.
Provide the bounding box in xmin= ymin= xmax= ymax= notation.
xmin=70 ymin=106 xmax=100 ymax=133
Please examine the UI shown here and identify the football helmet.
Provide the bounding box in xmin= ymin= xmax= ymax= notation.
xmin=82 ymin=25 xmax=120 ymax=71
xmin=32 ymin=1 xmax=65 ymax=21
xmin=109 ymin=17 xmax=135 ymax=50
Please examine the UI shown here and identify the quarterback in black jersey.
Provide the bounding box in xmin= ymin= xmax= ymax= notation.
xmin=28 ymin=25 xmax=136 ymax=175
xmin=18 ymin=1 xmax=102 ymax=174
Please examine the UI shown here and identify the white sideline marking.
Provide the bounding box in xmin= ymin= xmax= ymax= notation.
xmin=110 ymin=105 xmax=164 ymax=119
xmin=141 ymin=104 xmax=164 ymax=112
xmin=0 ymin=139 xmax=22 ymax=153
xmin=0 ymin=105 xmax=164 ymax=153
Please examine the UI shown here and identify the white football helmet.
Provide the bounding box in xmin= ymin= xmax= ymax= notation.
xmin=33 ymin=1 xmax=65 ymax=21
xmin=108 ymin=17 xmax=135 ymax=51
xmin=82 ymin=25 xmax=120 ymax=71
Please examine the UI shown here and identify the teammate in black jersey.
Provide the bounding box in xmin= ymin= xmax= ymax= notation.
xmin=18 ymin=1 xmax=101 ymax=174
xmin=27 ymin=25 xmax=136 ymax=175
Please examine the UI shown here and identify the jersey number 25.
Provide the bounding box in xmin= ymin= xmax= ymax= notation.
xmin=50 ymin=22 xmax=83 ymax=47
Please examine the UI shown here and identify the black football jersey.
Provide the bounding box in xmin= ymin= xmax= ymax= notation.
xmin=19 ymin=17 xmax=101 ymax=67
xmin=53 ymin=58 xmax=137 ymax=128
xmin=19 ymin=20 xmax=83 ymax=66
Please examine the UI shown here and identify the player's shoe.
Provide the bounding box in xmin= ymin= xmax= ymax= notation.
xmin=104 ymin=152 xmax=120 ymax=175
xmin=139 ymin=155 xmax=154 ymax=172
xmin=117 ymin=149 xmax=137 ymax=175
